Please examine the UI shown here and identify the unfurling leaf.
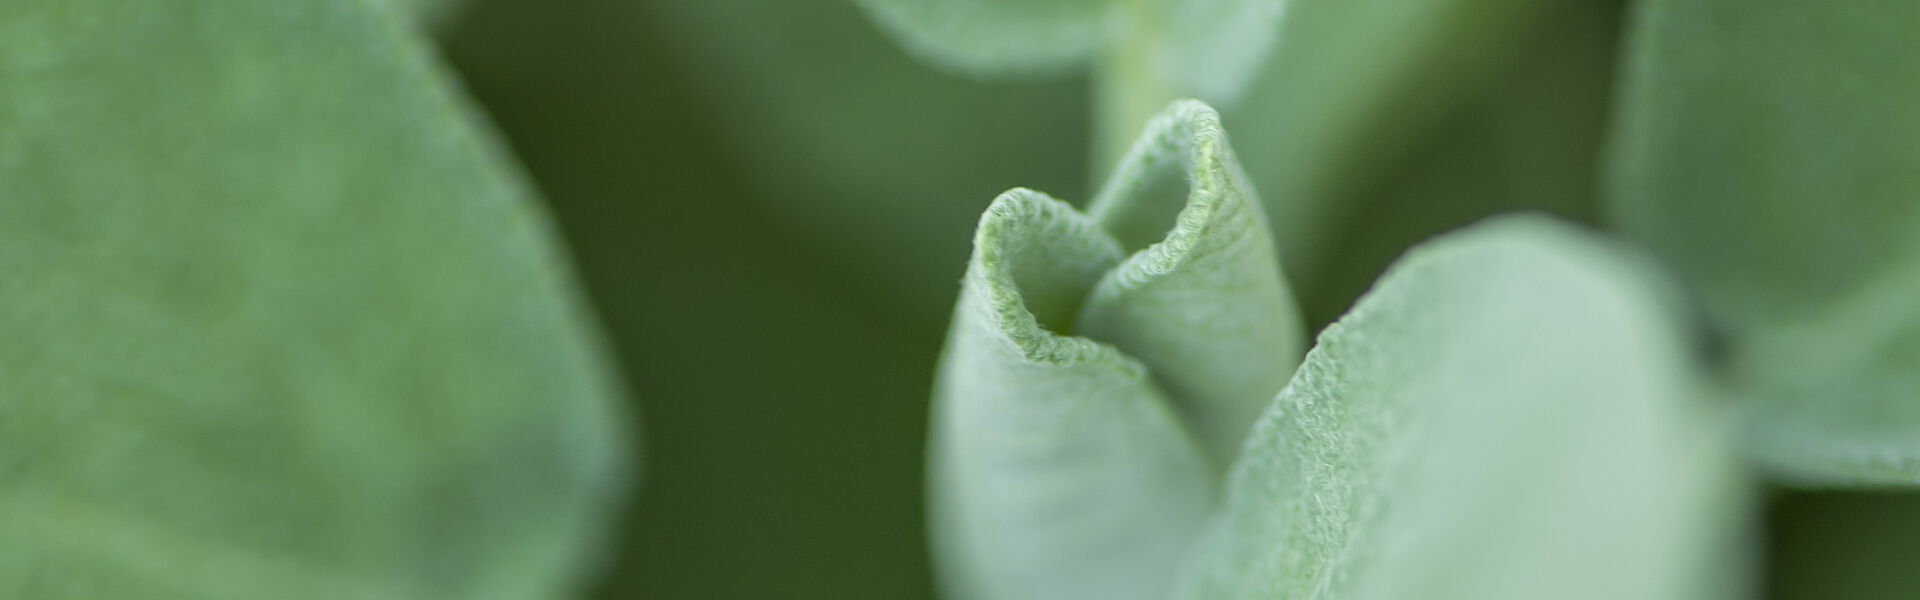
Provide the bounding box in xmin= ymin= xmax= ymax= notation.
xmin=1175 ymin=217 xmax=1747 ymax=600
xmin=930 ymin=100 xmax=1299 ymax=600
xmin=1080 ymin=102 xmax=1304 ymax=464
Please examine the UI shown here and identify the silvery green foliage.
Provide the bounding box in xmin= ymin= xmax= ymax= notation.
xmin=0 ymin=1 xmax=627 ymax=597
xmin=853 ymin=0 xmax=1280 ymax=102
xmin=931 ymin=101 xmax=1300 ymax=600
xmin=1174 ymin=217 xmax=1747 ymax=600
xmin=1610 ymin=0 xmax=1920 ymax=484
xmin=1079 ymin=103 xmax=1306 ymax=464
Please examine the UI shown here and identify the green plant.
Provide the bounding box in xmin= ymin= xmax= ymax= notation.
xmin=4 ymin=0 xmax=1916 ymax=598
xmin=868 ymin=0 xmax=1920 ymax=599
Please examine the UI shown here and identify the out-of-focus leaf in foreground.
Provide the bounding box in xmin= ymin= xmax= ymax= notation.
xmin=932 ymin=101 xmax=1299 ymax=600
xmin=1176 ymin=217 xmax=1745 ymax=600
xmin=0 ymin=1 xmax=627 ymax=598
xmin=1610 ymin=0 xmax=1920 ymax=484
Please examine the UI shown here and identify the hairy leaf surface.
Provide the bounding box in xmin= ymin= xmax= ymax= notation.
xmin=931 ymin=101 xmax=1298 ymax=600
xmin=1080 ymin=101 xmax=1303 ymax=465
xmin=1175 ymin=217 xmax=1744 ymax=600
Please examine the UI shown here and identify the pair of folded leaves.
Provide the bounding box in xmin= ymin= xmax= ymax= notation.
xmin=931 ymin=101 xmax=1741 ymax=600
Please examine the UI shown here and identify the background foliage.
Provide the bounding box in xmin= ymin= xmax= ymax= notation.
xmin=6 ymin=0 xmax=1919 ymax=598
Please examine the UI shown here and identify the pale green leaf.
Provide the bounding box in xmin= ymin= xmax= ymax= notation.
xmin=932 ymin=190 xmax=1214 ymax=600
xmin=931 ymin=100 xmax=1300 ymax=600
xmin=1175 ymin=217 xmax=1746 ymax=600
xmin=1608 ymin=0 xmax=1920 ymax=483
xmin=0 ymin=1 xmax=627 ymax=598
xmin=1080 ymin=100 xmax=1303 ymax=465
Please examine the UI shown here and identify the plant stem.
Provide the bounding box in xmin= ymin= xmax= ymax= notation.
xmin=1094 ymin=0 xmax=1179 ymax=178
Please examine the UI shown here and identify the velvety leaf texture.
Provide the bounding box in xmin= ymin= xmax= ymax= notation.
xmin=932 ymin=189 xmax=1214 ymax=600
xmin=1174 ymin=217 xmax=1744 ymax=600
xmin=1080 ymin=102 xmax=1304 ymax=465
xmin=1609 ymin=0 xmax=1920 ymax=484
xmin=931 ymin=101 xmax=1299 ymax=600
xmin=0 ymin=1 xmax=627 ymax=598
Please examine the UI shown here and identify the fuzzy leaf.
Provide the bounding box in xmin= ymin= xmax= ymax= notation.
xmin=1608 ymin=0 xmax=1920 ymax=483
xmin=931 ymin=190 xmax=1214 ymax=600
xmin=0 ymin=1 xmax=627 ymax=598
xmin=1175 ymin=217 xmax=1744 ymax=600
xmin=1080 ymin=100 xmax=1303 ymax=465
xmin=931 ymin=101 xmax=1299 ymax=600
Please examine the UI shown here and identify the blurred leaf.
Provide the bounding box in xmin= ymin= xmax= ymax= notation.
xmin=0 ymin=1 xmax=626 ymax=598
xmin=1176 ymin=217 xmax=1746 ymax=600
xmin=1133 ymin=0 xmax=1283 ymax=102
xmin=646 ymin=1 xmax=1090 ymax=314
xmin=1609 ymin=0 xmax=1920 ymax=483
xmin=1079 ymin=101 xmax=1303 ymax=464
xmin=852 ymin=0 xmax=1109 ymax=75
xmin=1094 ymin=0 xmax=1283 ymax=166
xmin=854 ymin=0 xmax=1278 ymax=104
xmin=445 ymin=1 xmax=1060 ymax=597
xmin=1228 ymin=0 xmax=1621 ymax=324
xmin=933 ymin=101 xmax=1298 ymax=600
